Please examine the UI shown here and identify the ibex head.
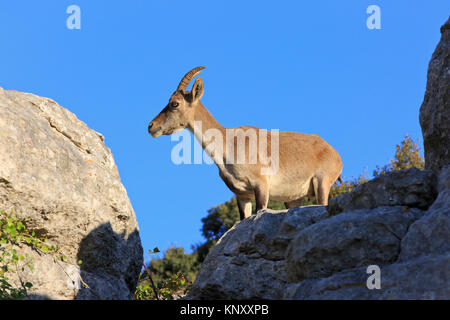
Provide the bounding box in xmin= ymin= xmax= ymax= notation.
xmin=148 ymin=66 xmax=205 ymax=138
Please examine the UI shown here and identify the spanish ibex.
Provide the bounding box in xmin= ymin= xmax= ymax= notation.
xmin=148 ymin=67 xmax=343 ymax=220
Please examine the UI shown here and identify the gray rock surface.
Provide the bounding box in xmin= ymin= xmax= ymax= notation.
xmin=284 ymin=253 xmax=449 ymax=300
xmin=188 ymin=166 xmax=449 ymax=300
xmin=327 ymin=168 xmax=437 ymax=217
xmin=285 ymin=206 xmax=424 ymax=283
xmin=419 ymin=17 xmax=450 ymax=174
xmin=187 ymin=206 xmax=327 ymax=299
xmin=399 ymin=166 xmax=450 ymax=261
xmin=0 ymin=88 xmax=143 ymax=299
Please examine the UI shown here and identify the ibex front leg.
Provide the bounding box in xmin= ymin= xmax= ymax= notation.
xmin=237 ymin=197 xmax=252 ymax=220
xmin=254 ymin=183 xmax=269 ymax=212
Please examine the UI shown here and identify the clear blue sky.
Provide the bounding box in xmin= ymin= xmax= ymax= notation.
xmin=0 ymin=1 xmax=448 ymax=259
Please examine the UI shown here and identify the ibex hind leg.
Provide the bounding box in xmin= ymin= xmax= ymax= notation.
xmin=254 ymin=183 xmax=269 ymax=212
xmin=312 ymin=176 xmax=331 ymax=205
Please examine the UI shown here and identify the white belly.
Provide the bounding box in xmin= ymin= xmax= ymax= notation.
xmin=268 ymin=176 xmax=313 ymax=202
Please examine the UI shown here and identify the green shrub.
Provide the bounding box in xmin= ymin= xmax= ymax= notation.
xmin=0 ymin=210 xmax=57 ymax=300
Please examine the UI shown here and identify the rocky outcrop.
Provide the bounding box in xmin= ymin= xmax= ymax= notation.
xmin=188 ymin=166 xmax=448 ymax=300
xmin=0 ymin=88 xmax=143 ymax=299
xmin=284 ymin=253 xmax=449 ymax=300
xmin=286 ymin=206 xmax=424 ymax=283
xmin=188 ymin=206 xmax=327 ymax=299
xmin=327 ymin=168 xmax=436 ymax=217
xmin=284 ymin=166 xmax=450 ymax=300
xmin=419 ymin=17 xmax=450 ymax=174
xmin=188 ymin=18 xmax=450 ymax=300
xmin=398 ymin=166 xmax=450 ymax=261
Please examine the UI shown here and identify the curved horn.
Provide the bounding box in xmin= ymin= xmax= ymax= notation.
xmin=177 ymin=66 xmax=206 ymax=91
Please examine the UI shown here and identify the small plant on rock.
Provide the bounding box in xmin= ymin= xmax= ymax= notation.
xmin=0 ymin=210 xmax=57 ymax=300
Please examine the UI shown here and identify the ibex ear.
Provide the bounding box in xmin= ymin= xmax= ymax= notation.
xmin=191 ymin=77 xmax=204 ymax=102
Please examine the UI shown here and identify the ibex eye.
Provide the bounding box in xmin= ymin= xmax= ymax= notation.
xmin=171 ymin=102 xmax=179 ymax=108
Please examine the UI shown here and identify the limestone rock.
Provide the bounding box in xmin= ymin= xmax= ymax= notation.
xmin=327 ymin=168 xmax=437 ymax=217
xmin=284 ymin=253 xmax=450 ymax=300
xmin=187 ymin=206 xmax=327 ymax=299
xmin=0 ymin=88 xmax=143 ymax=299
xmin=188 ymin=166 xmax=449 ymax=299
xmin=285 ymin=206 xmax=424 ymax=283
xmin=419 ymin=17 xmax=450 ymax=174
xmin=399 ymin=166 xmax=450 ymax=261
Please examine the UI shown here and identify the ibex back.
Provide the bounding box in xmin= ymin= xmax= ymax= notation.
xmin=148 ymin=67 xmax=343 ymax=220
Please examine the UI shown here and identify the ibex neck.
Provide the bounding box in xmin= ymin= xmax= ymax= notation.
xmin=188 ymin=103 xmax=225 ymax=142
xmin=187 ymin=103 xmax=227 ymax=164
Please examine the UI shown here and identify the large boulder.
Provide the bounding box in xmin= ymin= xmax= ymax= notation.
xmin=398 ymin=165 xmax=450 ymax=261
xmin=188 ymin=167 xmax=448 ymax=300
xmin=419 ymin=17 xmax=450 ymax=174
xmin=188 ymin=169 xmax=448 ymax=299
xmin=187 ymin=206 xmax=327 ymax=299
xmin=285 ymin=206 xmax=424 ymax=283
xmin=284 ymin=253 xmax=449 ymax=300
xmin=0 ymin=88 xmax=143 ymax=299
xmin=327 ymin=168 xmax=437 ymax=217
